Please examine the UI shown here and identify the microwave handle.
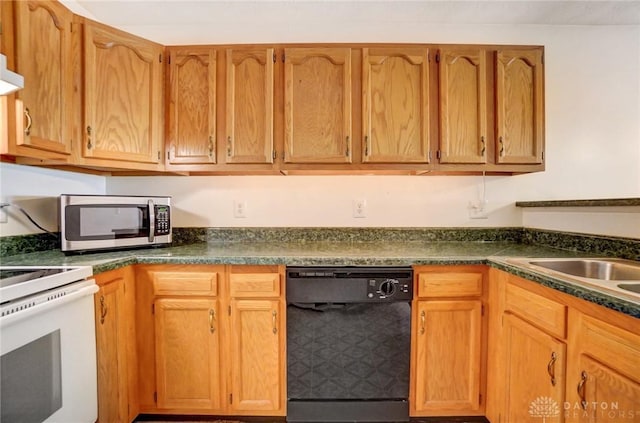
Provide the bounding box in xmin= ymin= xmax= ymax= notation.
xmin=148 ymin=199 xmax=155 ymax=242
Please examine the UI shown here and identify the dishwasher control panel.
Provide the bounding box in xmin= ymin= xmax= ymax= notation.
xmin=287 ymin=267 xmax=413 ymax=303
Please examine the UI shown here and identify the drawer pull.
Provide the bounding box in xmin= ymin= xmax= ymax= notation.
xmin=420 ymin=310 xmax=426 ymax=335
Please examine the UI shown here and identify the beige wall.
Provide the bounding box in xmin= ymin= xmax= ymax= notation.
xmin=1 ymin=17 xmax=638 ymax=238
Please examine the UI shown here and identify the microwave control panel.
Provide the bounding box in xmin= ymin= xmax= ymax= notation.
xmin=155 ymin=205 xmax=171 ymax=235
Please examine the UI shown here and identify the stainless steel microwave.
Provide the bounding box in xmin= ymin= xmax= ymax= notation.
xmin=60 ymin=195 xmax=171 ymax=253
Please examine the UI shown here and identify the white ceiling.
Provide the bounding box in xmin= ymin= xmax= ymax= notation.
xmin=67 ymin=0 xmax=640 ymax=44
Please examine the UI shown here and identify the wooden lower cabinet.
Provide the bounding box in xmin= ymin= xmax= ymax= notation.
xmin=411 ymin=266 xmax=487 ymax=417
xmin=488 ymin=269 xmax=640 ymax=423
xmin=94 ymin=266 xmax=138 ymax=423
xmin=134 ymin=264 xmax=285 ymax=417
xmin=229 ymin=299 xmax=284 ymax=413
xmin=501 ymin=313 xmax=566 ymax=422
xmin=154 ymin=298 xmax=222 ymax=411
xmin=566 ymin=310 xmax=640 ymax=423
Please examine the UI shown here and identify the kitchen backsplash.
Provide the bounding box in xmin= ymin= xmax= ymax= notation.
xmin=2 ymin=227 xmax=639 ymax=260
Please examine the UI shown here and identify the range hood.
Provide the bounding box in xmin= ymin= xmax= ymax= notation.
xmin=0 ymin=54 xmax=24 ymax=95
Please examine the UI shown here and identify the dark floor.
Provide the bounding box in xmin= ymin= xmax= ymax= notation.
xmin=135 ymin=416 xmax=489 ymax=423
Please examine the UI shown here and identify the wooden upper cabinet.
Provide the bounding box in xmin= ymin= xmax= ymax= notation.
xmin=284 ymin=48 xmax=352 ymax=164
xmin=13 ymin=0 xmax=73 ymax=157
xmin=166 ymin=47 xmax=216 ymax=166
xmin=438 ymin=48 xmax=488 ymax=164
xmin=495 ymin=48 xmax=544 ymax=164
xmin=362 ymin=47 xmax=429 ymax=163
xmin=226 ymin=48 xmax=274 ymax=164
xmin=82 ymin=21 xmax=163 ymax=165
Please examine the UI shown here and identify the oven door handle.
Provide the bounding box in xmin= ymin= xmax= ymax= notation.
xmin=0 ymin=283 xmax=99 ymax=328
xmin=148 ymin=199 xmax=155 ymax=243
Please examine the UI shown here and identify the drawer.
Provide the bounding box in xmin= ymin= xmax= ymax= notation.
xmin=229 ymin=273 xmax=281 ymax=297
xmin=505 ymin=281 xmax=566 ymax=339
xmin=153 ymin=271 xmax=218 ymax=296
xmin=418 ymin=272 xmax=483 ymax=298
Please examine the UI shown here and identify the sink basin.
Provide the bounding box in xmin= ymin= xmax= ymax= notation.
xmin=504 ymin=257 xmax=640 ymax=304
xmin=618 ymin=283 xmax=640 ymax=294
xmin=527 ymin=259 xmax=640 ymax=281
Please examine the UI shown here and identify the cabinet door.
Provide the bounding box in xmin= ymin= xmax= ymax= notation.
xmin=230 ymin=299 xmax=284 ymax=414
xmin=362 ymin=47 xmax=429 ymax=163
xmin=569 ymin=356 xmax=640 ymax=423
xmin=167 ymin=48 xmax=217 ymax=165
xmin=438 ymin=48 xmax=487 ymax=164
xmin=496 ymin=49 xmax=544 ymax=164
xmin=414 ymin=300 xmax=482 ymax=413
xmin=83 ymin=22 xmax=163 ymax=165
xmin=13 ymin=0 xmax=73 ymax=156
xmin=226 ymin=48 xmax=274 ymax=164
xmin=154 ymin=298 xmax=222 ymax=410
xmin=284 ymin=48 xmax=352 ymax=163
xmin=94 ymin=278 xmax=128 ymax=423
xmin=501 ymin=313 xmax=566 ymax=423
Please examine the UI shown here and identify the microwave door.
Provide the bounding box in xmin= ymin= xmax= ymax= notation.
xmin=64 ymin=204 xmax=150 ymax=241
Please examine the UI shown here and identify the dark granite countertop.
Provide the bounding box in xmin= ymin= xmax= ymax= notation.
xmin=515 ymin=198 xmax=640 ymax=208
xmin=2 ymin=240 xmax=638 ymax=318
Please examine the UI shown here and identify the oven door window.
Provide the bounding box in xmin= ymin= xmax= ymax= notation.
xmin=65 ymin=204 xmax=149 ymax=240
xmin=1 ymin=330 xmax=62 ymax=422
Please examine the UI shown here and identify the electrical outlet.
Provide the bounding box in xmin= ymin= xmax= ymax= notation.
xmin=468 ymin=200 xmax=488 ymax=219
xmin=233 ymin=200 xmax=247 ymax=218
xmin=353 ymin=199 xmax=367 ymax=218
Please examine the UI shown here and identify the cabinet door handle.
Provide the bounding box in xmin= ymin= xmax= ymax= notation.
xmin=208 ymin=136 xmax=214 ymax=157
xmin=420 ymin=310 xmax=426 ymax=335
xmin=547 ymin=351 xmax=557 ymax=386
xmin=99 ymin=296 xmax=107 ymax=324
xmin=577 ymin=371 xmax=588 ymax=410
xmin=209 ymin=309 xmax=216 ymax=333
xmin=345 ymin=136 xmax=350 ymax=157
xmin=24 ymin=107 xmax=32 ymax=136
xmin=227 ymin=136 xmax=232 ymax=157
xmin=364 ymin=135 xmax=370 ymax=156
xmin=86 ymin=126 xmax=93 ymax=150
xmin=499 ymin=136 xmax=505 ymax=157
xmin=480 ymin=136 xmax=486 ymax=156
xmin=272 ymin=310 xmax=278 ymax=334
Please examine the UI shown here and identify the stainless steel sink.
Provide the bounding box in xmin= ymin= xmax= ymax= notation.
xmin=527 ymin=259 xmax=640 ymax=281
xmin=504 ymin=257 xmax=640 ymax=304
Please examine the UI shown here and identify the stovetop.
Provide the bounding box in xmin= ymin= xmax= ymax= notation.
xmin=0 ymin=266 xmax=93 ymax=303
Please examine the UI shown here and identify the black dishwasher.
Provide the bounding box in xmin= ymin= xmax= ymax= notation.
xmin=286 ymin=267 xmax=413 ymax=423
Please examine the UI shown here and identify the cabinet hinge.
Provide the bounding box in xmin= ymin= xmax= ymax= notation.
xmin=168 ymin=55 xmax=171 ymax=65
xmin=481 ymin=304 xmax=484 ymax=316
xmin=159 ymin=54 xmax=162 ymax=63
xmin=282 ymin=53 xmax=285 ymax=62
xmin=436 ymin=150 xmax=441 ymax=160
xmin=435 ymin=53 xmax=440 ymax=63
xmin=228 ymin=305 xmax=231 ymax=316
xmin=154 ymin=392 xmax=157 ymax=403
xmin=229 ymin=393 xmax=233 ymax=404
xmin=273 ymin=52 xmax=276 ymax=63
xmin=152 ymin=303 xmax=155 ymax=315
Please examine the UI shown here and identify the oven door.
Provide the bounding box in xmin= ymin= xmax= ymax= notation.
xmin=0 ymin=283 xmax=98 ymax=423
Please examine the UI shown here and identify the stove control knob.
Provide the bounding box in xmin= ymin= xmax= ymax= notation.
xmin=379 ymin=279 xmax=397 ymax=297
